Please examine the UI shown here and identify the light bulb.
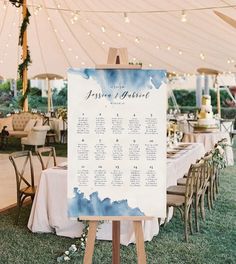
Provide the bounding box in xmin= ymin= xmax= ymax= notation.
xmin=124 ymin=12 xmax=130 ymax=23
xmin=181 ymin=10 xmax=187 ymax=22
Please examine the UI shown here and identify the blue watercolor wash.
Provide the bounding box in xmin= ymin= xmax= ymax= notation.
xmin=68 ymin=68 xmax=166 ymax=92
xmin=68 ymin=188 xmax=145 ymax=217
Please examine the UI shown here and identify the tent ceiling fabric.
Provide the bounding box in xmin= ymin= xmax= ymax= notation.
xmin=1 ymin=0 xmax=236 ymax=79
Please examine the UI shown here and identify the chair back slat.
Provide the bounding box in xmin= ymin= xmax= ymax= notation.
xmin=185 ymin=161 xmax=204 ymax=206
xmin=36 ymin=146 xmax=57 ymax=170
xmin=9 ymin=150 xmax=36 ymax=224
xmin=9 ymin=151 xmax=35 ymax=190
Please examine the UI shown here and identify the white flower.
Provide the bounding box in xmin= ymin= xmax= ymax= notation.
xmin=81 ymin=238 xmax=84 ymax=241
xmin=64 ymin=256 xmax=70 ymax=261
xmin=65 ymin=251 xmax=69 ymax=255
xmin=70 ymin=244 xmax=77 ymax=252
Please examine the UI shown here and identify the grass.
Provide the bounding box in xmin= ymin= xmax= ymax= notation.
xmin=0 ymin=146 xmax=235 ymax=263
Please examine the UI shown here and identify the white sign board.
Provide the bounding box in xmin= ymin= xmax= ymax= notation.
xmin=68 ymin=69 xmax=167 ymax=218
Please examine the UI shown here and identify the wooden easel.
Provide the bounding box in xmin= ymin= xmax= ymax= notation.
xmin=82 ymin=216 xmax=153 ymax=264
xmin=82 ymin=48 xmax=151 ymax=264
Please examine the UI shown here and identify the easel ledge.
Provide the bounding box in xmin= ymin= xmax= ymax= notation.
xmin=79 ymin=215 xmax=154 ymax=221
xmin=96 ymin=64 xmax=142 ymax=69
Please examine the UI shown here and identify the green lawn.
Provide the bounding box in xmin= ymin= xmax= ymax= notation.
xmin=0 ymin=146 xmax=235 ymax=264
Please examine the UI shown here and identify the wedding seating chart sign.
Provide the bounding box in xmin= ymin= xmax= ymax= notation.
xmin=68 ymin=69 xmax=167 ymax=218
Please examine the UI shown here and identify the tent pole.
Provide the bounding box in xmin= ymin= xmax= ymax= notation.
xmin=47 ymin=78 xmax=51 ymax=113
xmin=22 ymin=0 xmax=28 ymax=112
xmin=216 ymin=77 xmax=221 ymax=118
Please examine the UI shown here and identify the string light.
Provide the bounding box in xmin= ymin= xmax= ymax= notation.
xmin=181 ymin=10 xmax=187 ymax=22
xmin=9 ymin=2 xmax=236 ymax=14
xmin=200 ymin=53 xmax=205 ymax=60
xmin=135 ymin=37 xmax=140 ymax=43
xmin=124 ymin=12 xmax=130 ymax=23
xmin=2 ymin=1 xmax=233 ymax=76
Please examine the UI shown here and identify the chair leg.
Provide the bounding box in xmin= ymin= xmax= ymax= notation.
xmin=207 ymin=187 xmax=212 ymax=211
xmin=164 ymin=206 xmax=170 ymax=227
xmin=188 ymin=205 xmax=193 ymax=235
xmin=200 ymin=192 xmax=206 ymax=221
xmin=15 ymin=200 xmax=22 ymax=225
xmin=184 ymin=207 xmax=189 ymax=242
xmin=213 ymin=180 xmax=217 ymax=200
xmin=195 ymin=196 xmax=200 ymax=232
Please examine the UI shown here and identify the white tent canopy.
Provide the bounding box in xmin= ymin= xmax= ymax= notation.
xmin=1 ymin=0 xmax=236 ymax=79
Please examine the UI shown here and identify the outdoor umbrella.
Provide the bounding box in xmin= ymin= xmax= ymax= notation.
xmin=33 ymin=73 xmax=63 ymax=113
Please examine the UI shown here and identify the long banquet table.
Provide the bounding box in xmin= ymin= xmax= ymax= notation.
xmin=182 ymin=131 xmax=234 ymax=166
xmin=28 ymin=143 xmax=205 ymax=245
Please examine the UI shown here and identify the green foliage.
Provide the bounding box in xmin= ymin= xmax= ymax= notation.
xmin=171 ymin=89 xmax=234 ymax=108
xmin=28 ymin=95 xmax=47 ymax=109
xmin=173 ymin=89 xmax=196 ymax=106
xmin=0 ymin=81 xmax=11 ymax=92
xmin=9 ymin=0 xmax=32 ymax=109
xmin=29 ymin=87 xmax=42 ymax=96
xmin=17 ymin=79 xmax=23 ymax=91
xmin=169 ymin=89 xmax=236 ymax=118
xmin=52 ymin=83 xmax=67 ymax=107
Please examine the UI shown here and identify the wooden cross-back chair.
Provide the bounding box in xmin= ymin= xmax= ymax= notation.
xmin=36 ymin=146 xmax=57 ymax=170
xmin=9 ymin=150 xmax=36 ymax=224
xmin=166 ymin=162 xmax=202 ymax=242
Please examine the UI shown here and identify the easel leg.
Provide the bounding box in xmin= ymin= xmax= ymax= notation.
xmin=83 ymin=221 xmax=98 ymax=264
xmin=133 ymin=221 xmax=147 ymax=264
xmin=112 ymin=221 xmax=120 ymax=264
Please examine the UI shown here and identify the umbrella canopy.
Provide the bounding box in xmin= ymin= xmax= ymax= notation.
xmin=33 ymin=73 xmax=63 ymax=112
xmin=1 ymin=0 xmax=236 ymax=79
